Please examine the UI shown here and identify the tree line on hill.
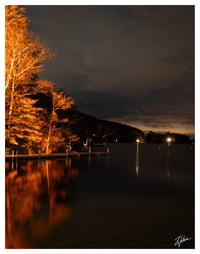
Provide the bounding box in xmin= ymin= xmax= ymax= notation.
xmin=145 ymin=131 xmax=192 ymax=144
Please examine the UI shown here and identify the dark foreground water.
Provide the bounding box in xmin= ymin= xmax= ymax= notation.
xmin=5 ymin=143 xmax=194 ymax=249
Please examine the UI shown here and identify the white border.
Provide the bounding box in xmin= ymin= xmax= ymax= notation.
xmin=195 ymin=1 xmax=200 ymax=253
xmin=1 ymin=0 xmax=199 ymax=5
xmin=0 ymin=1 xmax=5 ymax=253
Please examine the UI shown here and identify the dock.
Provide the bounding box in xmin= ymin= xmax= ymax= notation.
xmin=5 ymin=150 xmax=110 ymax=160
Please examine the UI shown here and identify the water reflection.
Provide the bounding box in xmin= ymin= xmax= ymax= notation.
xmin=166 ymin=144 xmax=171 ymax=179
xmin=88 ymin=154 xmax=91 ymax=167
xmin=5 ymin=159 xmax=78 ymax=248
xmin=136 ymin=142 xmax=139 ymax=176
xmin=106 ymin=154 xmax=110 ymax=169
xmin=5 ymin=144 xmax=194 ymax=248
xmin=11 ymin=157 xmax=14 ymax=171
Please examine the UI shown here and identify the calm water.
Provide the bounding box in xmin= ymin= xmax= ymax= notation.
xmin=5 ymin=143 xmax=194 ymax=249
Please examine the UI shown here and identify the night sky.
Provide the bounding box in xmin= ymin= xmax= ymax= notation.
xmin=24 ymin=5 xmax=194 ymax=136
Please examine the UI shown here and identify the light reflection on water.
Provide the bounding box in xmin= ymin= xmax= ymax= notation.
xmin=5 ymin=144 xmax=194 ymax=248
xmin=136 ymin=142 xmax=139 ymax=177
xmin=166 ymin=143 xmax=171 ymax=180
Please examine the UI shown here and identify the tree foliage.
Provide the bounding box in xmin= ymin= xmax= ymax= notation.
xmin=43 ymin=86 xmax=76 ymax=154
xmin=5 ymin=6 xmax=78 ymax=154
xmin=5 ymin=5 xmax=53 ymax=91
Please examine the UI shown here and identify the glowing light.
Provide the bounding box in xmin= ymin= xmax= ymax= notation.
xmin=136 ymin=139 xmax=140 ymax=143
xmin=166 ymin=137 xmax=172 ymax=143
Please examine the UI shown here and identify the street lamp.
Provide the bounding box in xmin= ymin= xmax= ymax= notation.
xmin=166 ymin=137 xmax=172 ymax=143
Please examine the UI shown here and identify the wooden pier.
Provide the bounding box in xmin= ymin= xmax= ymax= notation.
xmin=5 ymin=150 xmax=110 ymax=160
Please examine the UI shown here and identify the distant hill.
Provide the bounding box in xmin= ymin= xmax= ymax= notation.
xmin=66 ymin=110 xmax=192 ymax=144
xmin=66 ymin=110 xmax=144 ymax=143
xmin=34 ymin=92 xmax=192 ymax=144
xmin=33 ymin=92 xmax=144 ymax=144
xmin=145 ymin=130 xmax=192 ymax=144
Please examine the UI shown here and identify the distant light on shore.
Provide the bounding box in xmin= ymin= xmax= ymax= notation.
xmin=166 ymin=137 xmax=172 ymax=143
xmin=136 ymin=139 xmax=140 ymax=143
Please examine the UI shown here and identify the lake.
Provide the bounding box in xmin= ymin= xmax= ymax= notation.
xmin=5 ymin=143 xmax=194 ymax=249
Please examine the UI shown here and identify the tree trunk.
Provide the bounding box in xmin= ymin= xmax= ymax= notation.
xmin=7 ymin=80 xmax=15 ymax=141
xmin=46 ymin=92 xmax=55 ymax=154
xmin=46 ymin=118 xmax=52 ymax=154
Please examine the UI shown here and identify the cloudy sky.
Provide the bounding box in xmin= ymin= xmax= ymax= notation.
xmin=24 ymin=5 xmax=194 ymax=135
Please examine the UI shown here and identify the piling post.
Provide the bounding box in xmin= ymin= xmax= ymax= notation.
xmin=106 ymin=148 xmax=110 ymax=168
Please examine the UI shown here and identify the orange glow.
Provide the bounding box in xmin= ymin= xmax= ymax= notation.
xmin=5 ymin=5 xmax=54 ymax=150
xmin=5 ymin=159 xmax=75 ymax=248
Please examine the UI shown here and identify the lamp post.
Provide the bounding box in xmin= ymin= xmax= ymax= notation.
xmin=166 ymin=137 xmax=172 ymax=146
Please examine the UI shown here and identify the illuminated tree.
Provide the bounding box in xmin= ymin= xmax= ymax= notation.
xmin=5 ymin=6 xmax=78 ymax=154
xmin=43 ymin=86 xmax=75 ymax=154
xmin=8 ymin=95 xmax=45 ymax=153
xmin=5 ymin=5 xmax=54 ymax=148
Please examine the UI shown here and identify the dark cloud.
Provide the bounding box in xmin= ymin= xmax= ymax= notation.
xmin=24 ymin=5 xmax=194 ymax=135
